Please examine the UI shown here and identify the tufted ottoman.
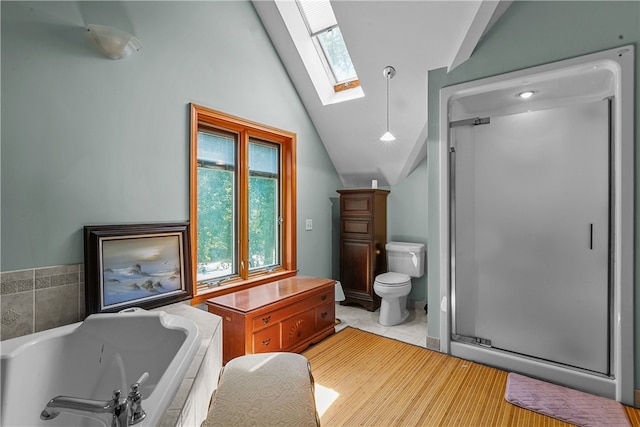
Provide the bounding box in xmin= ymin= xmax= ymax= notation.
xmin=202 ymin=352 xmax=320 ymax=427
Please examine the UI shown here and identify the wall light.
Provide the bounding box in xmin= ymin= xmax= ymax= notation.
xmin=86 ymin=24 xmax=142 ymax=60
xmin=380 ymin=66 xmax=396 ymax=142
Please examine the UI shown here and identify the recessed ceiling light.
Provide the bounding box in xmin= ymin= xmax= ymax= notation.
xmin=518 ymin=90 xmax=535 ymax=99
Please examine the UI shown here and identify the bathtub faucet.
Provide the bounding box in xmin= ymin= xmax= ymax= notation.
xmin=41 ymin=389 xmax=134 ymax=427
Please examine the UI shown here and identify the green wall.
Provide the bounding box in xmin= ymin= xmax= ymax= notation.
xmin=0 ymin=1 xmax=342 ymax=278
xmin=426 ymin=0 xmax=640 ymax=388
xmin=388 ymin=158 xmax=428 ymax=302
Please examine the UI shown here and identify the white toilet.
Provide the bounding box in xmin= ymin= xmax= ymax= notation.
xmin=374 ymin=242 xmax=425 ymax=326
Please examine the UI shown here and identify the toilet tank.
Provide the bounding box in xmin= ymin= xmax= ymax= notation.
xmin=386 ymin=242 xmax=425 ymax=278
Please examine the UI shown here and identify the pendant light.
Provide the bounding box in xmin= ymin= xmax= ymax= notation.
xmin=380 ymin=66 xmax=396 ymax=142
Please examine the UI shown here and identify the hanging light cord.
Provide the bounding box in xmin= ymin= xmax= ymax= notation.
xmin=386 ymin=75 xmax=390 ymax=133
xmin=381 ymin=66 xmax=396 ymax=142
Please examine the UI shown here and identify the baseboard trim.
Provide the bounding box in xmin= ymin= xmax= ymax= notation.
xmin=426 ymin=336 xmax=440 ymax=351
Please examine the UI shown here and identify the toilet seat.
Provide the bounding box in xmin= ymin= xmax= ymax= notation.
xmin=375 ymin=272 xmax=411 ymax=286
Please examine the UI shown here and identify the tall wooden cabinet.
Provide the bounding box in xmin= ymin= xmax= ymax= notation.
xmin=337 ymin=189 xmax=389 ymax=311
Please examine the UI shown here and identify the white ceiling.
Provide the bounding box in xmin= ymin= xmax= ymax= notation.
xmin=253 ymin=0 xmax=511 ymax=187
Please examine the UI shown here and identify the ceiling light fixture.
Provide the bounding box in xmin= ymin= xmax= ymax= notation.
xmin=380 ymin=66 xmax=396 ymax=142
xmin=517 ymin=90 xmax=535 ymax=99
xmin=86 ymin=24 xmax=142 ymax=60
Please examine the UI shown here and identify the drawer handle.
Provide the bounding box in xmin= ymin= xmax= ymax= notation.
xmin=321 ymin=312 xmax=328 ymax=319
xmin=262 ymin=338 xmax=271 ymax=346
xmin=262 ymin=315 xmax=271 ymax=324
xmin=321 ymin=295 xmax=327 ymax=301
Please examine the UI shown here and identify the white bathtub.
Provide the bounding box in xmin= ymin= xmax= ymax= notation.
xmin=0 ymin=309 xmax=200 ymax=427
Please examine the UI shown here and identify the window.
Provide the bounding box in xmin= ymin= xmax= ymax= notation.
xmin=296 ymin=0 xmax=359 ymax=90
xmin=248 ymin=140 xmax=280 ymax=272
xmin=190 ymin=104 xmax=296 ymax=303
xmin=274 ymin=0 xmax=364 ymax=105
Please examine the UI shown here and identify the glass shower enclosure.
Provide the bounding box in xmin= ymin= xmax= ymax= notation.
xmin=450 ymin=100 xmax=611 ymax=375
xmin=437 ymin=45 xmax=635 ymax=404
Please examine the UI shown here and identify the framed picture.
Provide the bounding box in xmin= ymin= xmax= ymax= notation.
xmin=84 ymin=222 xmax=192 ymax=314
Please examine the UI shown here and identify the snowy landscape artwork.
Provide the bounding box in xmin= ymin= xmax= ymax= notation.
xmin=100 ymin=234 xmax=184 ymax=308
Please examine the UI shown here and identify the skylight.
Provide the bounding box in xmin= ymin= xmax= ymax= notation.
xmin=297 ymin=0 xmax=358 ymax=86
xmin=275 ymin=0 xmax=364 ymax=105
xmin=316 ymin=27 xmax=357 ymax=83
xmin=296 ymin=0 xmax=336 ymax=35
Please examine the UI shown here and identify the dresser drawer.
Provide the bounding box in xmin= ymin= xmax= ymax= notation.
xmin=252 ymin=324 xmax=281 ymax=354
xmin=341 ymin=218 xmax=373 ymax=238
xmin=341 ymin=194 xmax=374 ymax=216
xmin=252 ymin=312 xmax=280 ymax=331
xmin=281 ymin=309 xmax=316 ymax=349
xmin=251 ymin=302 xmax=298 ymax=331
xmin=304 ymin=288 xmax=333 ymax=307
xmin=316 ymin=302 xmax=335 ymax=330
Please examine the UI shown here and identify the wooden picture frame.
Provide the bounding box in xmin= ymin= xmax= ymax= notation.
xmin=84 ymin=222 xmax=192 ymax=314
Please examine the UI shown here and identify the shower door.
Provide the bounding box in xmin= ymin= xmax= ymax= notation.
xmin=450 ymin=99 xmax=611 ymax=375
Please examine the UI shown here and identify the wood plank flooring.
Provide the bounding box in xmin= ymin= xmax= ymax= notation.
xmin=303 ymin=327 xmax=640 ymax=427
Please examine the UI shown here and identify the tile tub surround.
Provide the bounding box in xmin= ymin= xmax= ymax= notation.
xmin=1 ymin=264 xmax=85 ymax=340
xmin=153 ymin=303 xmax=223 ymax=427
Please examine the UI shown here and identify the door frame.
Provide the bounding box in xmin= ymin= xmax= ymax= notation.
xmin=437 ymin=46 xmax=634 ymax=404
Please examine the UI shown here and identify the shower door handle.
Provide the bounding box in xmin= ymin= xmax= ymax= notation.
xmin=589 ymin=223 xmax=593 ymax=250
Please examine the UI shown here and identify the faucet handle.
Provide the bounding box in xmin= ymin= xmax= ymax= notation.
xmin=127 ymin=382 xmax=147 ymax=425
xmin=134 ymin=372 xmax=149 ymax=387
xmin=127 ymin=384 xmax=141 ymax=401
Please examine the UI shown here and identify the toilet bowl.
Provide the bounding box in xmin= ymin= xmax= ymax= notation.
xmin=373 ymin=242 xmax=426 ymax=326
xmin=373 ymin=272 xmax=412 ymax=326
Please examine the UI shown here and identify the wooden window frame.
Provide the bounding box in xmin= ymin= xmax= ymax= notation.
xmin=189 ymin=104 xmax=297 ymax=305
xmin=334 ymin=79 xmax=360 ymax=93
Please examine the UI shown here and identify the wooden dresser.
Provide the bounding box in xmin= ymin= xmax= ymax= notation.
xmin=206 ymin=276 xmax=335 ymax=364
xmin=337 ymin=189 xmax=389 ymax=311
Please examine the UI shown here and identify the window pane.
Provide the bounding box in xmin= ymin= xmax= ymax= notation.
xmin=197 ymin=130 xmax=237 ymax=282
xmin=198 ymin=130 xmax=235 ymax=167
xmin=249 ymin=140 xmax=280 ymax=271
xmin=316 ymin=27 xmax=357 ymax=83
xmin=250 ymin=140 xmax=278 ymax=175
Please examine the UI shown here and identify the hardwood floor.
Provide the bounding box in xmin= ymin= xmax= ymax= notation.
xmin=303 ymin=327 xmax=640 ymax=426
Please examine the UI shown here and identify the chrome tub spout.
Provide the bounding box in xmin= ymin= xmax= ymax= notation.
xmin=41 ymin=389 xmax=129 ymax=427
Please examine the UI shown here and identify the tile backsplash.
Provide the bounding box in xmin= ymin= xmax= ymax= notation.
xmin=0 ymin=264 xmax=85 ymax=341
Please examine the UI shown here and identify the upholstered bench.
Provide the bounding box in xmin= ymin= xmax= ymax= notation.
xmin=202 ymin=352 xmax=320 ymax=427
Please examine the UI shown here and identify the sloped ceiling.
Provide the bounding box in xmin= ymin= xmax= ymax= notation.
xmin=253 ymin=0 xmax=511 ymax=187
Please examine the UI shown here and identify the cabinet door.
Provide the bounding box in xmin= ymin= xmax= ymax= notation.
xmin=340 ymin=239 xmax=373 ymax=297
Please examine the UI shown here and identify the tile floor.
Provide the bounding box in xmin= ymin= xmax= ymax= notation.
xmin=334 ymin=301 xmax=428 ymax=348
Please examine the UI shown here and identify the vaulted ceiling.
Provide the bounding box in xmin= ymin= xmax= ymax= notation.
xmin=253 ymin=0 xmax=512 ymax=187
